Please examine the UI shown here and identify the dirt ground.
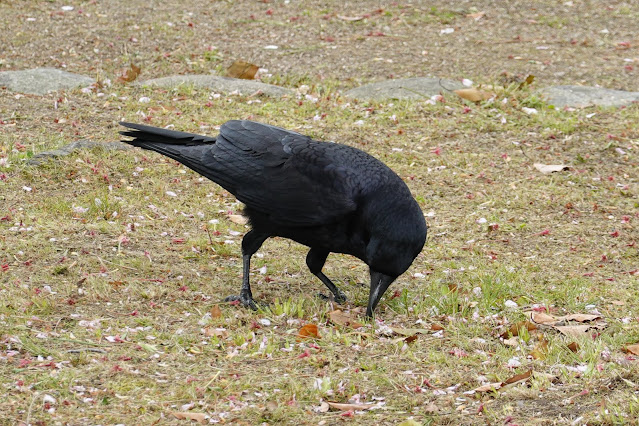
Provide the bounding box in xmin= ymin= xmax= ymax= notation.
xmin=1 ymin=0 xmax=638 ymax=89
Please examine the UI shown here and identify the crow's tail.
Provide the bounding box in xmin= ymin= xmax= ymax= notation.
xmin=119 ymin=122 xmax=216 ymax=148
xmin=119 ymin=122 xmax=227 ymax=184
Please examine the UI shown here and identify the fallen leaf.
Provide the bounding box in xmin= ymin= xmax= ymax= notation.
xmin=554 ymin=324 xmax=591 ymax=338
xmin=529 ymin=311 xmax=558 ymax=325
xmin=390 ymin=327 xmax=431 ymax=336
xmin=534 ymin=163 xmax=570 ymax=174
xmin=517 ymin=74 xmax=535 ymax=90
xmin=567 ymin=342 xmax=580 ymax=352
xmin=204 ymin=328 xmax=228 ymax=338
xmin=327 ymin=402 xmax=374 ymax=411
xmin=404 ymin=335 xmax=418 ymax=344
xmin=503 ymin=337 xmax=520 ymax=347
xmin=298 ymin=324 xmax=321 ymax=339
xmin=454 ymin=88 xmax=495 ymax=103
xmin=265 ymin=400 xmax=278 ymax=411
xmin=170 ymin=412 xmax=207 ymax=424
xmin=611 ymin=300 xmax=625 ymax=306
xmin=504 ymin=369 xmax=532 ymax=385
xmin=530 ymin=338 xmax=549 ymax=359
xmin=398 ymin=419 xmax=423 ymax=426
xmin=314 ymin=401 xmax=330 ymax=413
xmin=226 ymin=60 xmax=259 ymax=80
xmin=500 ymin=321 xmax=537 ymax=339
xmin=117 ymin=63 xmax=141 ymax=83
xmin=329 ymin=310 xmax=363 ymax=329
xmin=210 ymin=305 xmax=222 ymax=319
xmin=557 ymin=313 xmax=601 ymax=322
xmin=623 ymin=343 xmax=639 ymax=356
xmin=431 ymin=323 xmax=445 ymax=331
xmin=228 ymin=214 xmax=248 ymax=225
xmin=466 ymin=11 xmax=486 ymax=20
xmin=532 ymin=371 xmax=558 ymax=382
xmin=423 ymin=402 xmax=439 ymax=413
xmin=474 ymin=382 xmax=502 ymax=392
xmin=337 ymin=15 xmax=364 ymax=21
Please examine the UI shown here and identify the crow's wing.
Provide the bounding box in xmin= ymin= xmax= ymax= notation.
xmin=121 ymin=120 xmax=362 ymax=226
xmin=214 ymin=120 xmax=361 ymax=226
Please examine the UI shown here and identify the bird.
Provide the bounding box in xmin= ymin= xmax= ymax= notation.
xmin=120 ymin=120 xmax=427 ymax=317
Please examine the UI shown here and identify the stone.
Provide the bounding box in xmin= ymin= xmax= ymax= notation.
xmin=538 ymin=85 xmax=639 ymax=108
xmin=139 ymin=75 xmax=292 ymax=97
xmin=28 ymin=140 xmax=130 ymax=166
xmin=0 ymin=68 xmax=94 ymax=95
xmin=343 ymin=77 xmax=464 ymax=101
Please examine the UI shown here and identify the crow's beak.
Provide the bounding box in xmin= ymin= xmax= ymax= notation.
xmin=366 ymin=270 xmax=397 ymax=317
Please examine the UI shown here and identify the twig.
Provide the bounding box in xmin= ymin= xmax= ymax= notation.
xmin=67 ymin=348 xmax=107 ymax=354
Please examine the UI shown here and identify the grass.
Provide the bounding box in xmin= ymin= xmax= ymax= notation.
xmin=1 ymin=79 xmax=638 ymax=425
xmin=1 ymin=0 xmax=639 ymax=424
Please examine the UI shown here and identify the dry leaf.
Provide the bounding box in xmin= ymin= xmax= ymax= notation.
xmin=226 ymin=60 xmax=259 ymax=80
xmin=337 ymin=15 xmax=364 ymax=21
xmin=466 ymin=11 xmax=486 ymax=20
xmin=530 ymin=338 xmax=549 ymax=360
xmin=265 ymin=400 xmax=279 ymax=411
xmin=611 ymin=300 xmax=625 ymax=306
xmin=623 ymin=343 xmax=639 ymax=356
xmin=529 ymin=311 xmax=558 ymax=325
xmin=204 ymin=328 xmax=228 ymax=338
xmin=532 ymin=371 xmax=558 ymax=382
xmin=315 ymin=401 xmax=330 ymax=413
xmin=454 ymin=88 xmax=495 ymax=103
xmin=504 ymin=369 xmax=532 ymax=385
xmin=210 ymin=305 xmax=222 ymax=319
xmin=404 ymin=335 xmax=418 ymax=344
xmin=567 ymin=342 xmax=580 ymax=352
xmin=170 ymin=412 xmax=208 ymax=424
xmin=398 ymin=420 xmax=423 ymax=426
xmin=431 ymin=323 xmax=445 ymax=331
xmin=557 ymin=313 xmax=601 ymax=322
xmin=500 ymin=321 xmax=537 ymax=339
xmin=329 ymin=310 xmax=363 ymax=329
xmin=503 ymin=337 xmax=520 ymax=347
xmin=228 ymin=214 xmax=249 ymax=225
xmin=298 ymin=324 xmax=321 ymax=339
xmin=423 ymin=402 xmax=439 ymax=414
xmin=474 ymin=382 xmax=502 ymax=393
xmin=390 ymin=327 xmax=431 ymax=336
xmin=327 ymin=402 xmax=374 ymax=411
xmin=517 ymin=74 xmax=535 ymax=90
xmin=554 ymin=324 xmax=591 ymax=338
xmin=534 ymin=163 xmax=569 ymax=174
xmin=117 ymin=63 xmax=141 ymax=83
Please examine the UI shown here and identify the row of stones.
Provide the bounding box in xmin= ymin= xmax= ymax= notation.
xmin=2 ymin=67 xmax=639 ymax=108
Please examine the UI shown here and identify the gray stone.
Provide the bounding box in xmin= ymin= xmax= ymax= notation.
xmin=538 ymin=85 xmax=639 ymax=108
xmin=139 ymin=75 xmax=292 ymax=97
xmin=28 ymin=140 xmax=131 ymax=166
xmin=0 ymin=68 xmax=94 ymax=95
xmin=343 ymin=77 xmax=464 ymax=101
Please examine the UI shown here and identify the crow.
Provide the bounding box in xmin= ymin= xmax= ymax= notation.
xmin=120 ymin=120 xmax=427 ymax=317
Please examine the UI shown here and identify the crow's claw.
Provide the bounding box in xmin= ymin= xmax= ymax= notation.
xmin=224 ymin=294 xmax=258 ymax=311
xmin=317 ymin=291 xmax=347 ymax=304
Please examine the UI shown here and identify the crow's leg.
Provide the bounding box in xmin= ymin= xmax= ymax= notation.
xmin=306 ymin=248 xmax=347 ymax=304
xmin=224 ymin=230 xmax=269 ymax=310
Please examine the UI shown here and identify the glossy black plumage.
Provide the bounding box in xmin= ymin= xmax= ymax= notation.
xmin=120 ymin=120 xmax=427 ymax=317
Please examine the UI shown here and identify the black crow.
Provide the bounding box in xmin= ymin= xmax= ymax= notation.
xmin=120 ymin=120 xmax=426 ymax=317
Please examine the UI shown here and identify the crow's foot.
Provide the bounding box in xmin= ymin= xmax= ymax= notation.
xmin=224 ymin=294 xmax=258 ymax=311
xmin=318 ymin=290 xmax=347 ymax=304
